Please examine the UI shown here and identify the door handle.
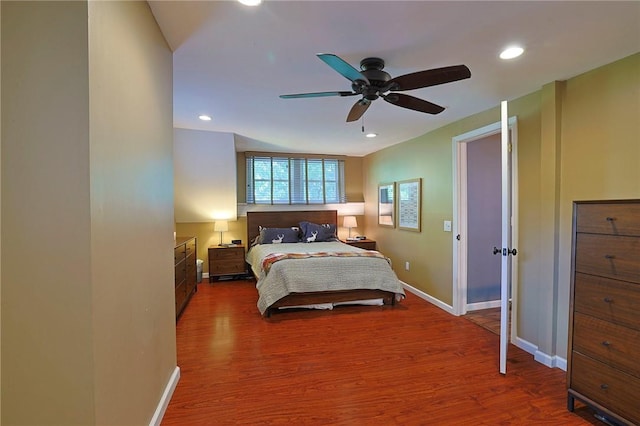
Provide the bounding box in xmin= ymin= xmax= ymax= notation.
xmin=493 ymin=247 xmax=517 ymax=256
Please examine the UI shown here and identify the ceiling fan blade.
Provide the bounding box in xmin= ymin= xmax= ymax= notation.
xmin=383 ymin=93 xmax=445 ymax=115
xmin=346 ymin=99 xmax=371 ymax=122
xmin=280 ymin=91 xmax=357 ymax=99
xmin=386 ymin=65 xmax=471 ymax=91
xmin=317 ymin=53 xmax=370 ymax=85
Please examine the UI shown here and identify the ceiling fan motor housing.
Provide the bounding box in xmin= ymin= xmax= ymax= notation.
xmin=354 ymin=57 xmax=391 ymax=100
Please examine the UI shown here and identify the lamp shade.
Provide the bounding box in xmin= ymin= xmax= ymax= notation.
xmin=214 ymin=220 xmax=229 ymax=232
xmin=343 ymin=216 xmax=357 ymax=229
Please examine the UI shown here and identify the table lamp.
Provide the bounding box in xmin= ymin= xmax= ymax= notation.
xmin=214 ymin=220 xmax=229 ymax=246
xmin=343 ymin=216 xmax=358 ymax=239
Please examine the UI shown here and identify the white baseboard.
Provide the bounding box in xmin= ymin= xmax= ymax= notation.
xmin=149 ymin=366 xmax=180 ymax=426
xmin=555 ymin=356 xmax=567 ymax=371
xmin=401 ymin=282 xmax=455 ymax=315
xmin=534 ymin=350 xmax=567 ymax=371
xmin=513 ymin=336 xmax=567 ymax=371
xmin=466 ymin=299 xmax=501 ymax=311
xmin=514 ymin=336 xmax=537 ymax=356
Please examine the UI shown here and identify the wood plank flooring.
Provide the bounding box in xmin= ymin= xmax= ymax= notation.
xmin=162 ymin=280 xmax=601 ymax=425
xmin=464 ymin=307 xmax=502 ymax=335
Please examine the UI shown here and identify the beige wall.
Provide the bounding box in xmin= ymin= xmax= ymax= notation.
xmin=88 ymin=2 xmax=176 ymax=424
xmin=0 ymin=2 xmax=3 ymax=421
xmin=555 ymin=53 xmax=639 ymax=357
xmin=176 ymin=220 xmax=246 ymax=274
xmin=363 ymin=53 xmax=639 ymax=362
xmin=174 ymin=129 xmax=238 ymax=222
xmin=2 ymin=3 xmax=95 ymax=423
xmin=1 ymin=1 xmax=175 ymax=424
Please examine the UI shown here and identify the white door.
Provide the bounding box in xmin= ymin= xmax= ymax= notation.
xmin=498 ymin=101 xmax=518 ymax=374
xmin=452 ymin=105 xmax=518 ymax=375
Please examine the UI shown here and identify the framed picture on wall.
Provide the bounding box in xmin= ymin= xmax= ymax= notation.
xmin=378 ymin=182 xmax=395 ymax=227
xmin=397 ymin=178 xmax=421 ymax=232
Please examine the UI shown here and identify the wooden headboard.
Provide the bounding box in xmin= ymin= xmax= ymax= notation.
xmin=246 ymin=210 xmax=338 ymax=244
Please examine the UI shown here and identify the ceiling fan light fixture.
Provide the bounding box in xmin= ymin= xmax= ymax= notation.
xmin=238 ymin=0 xmax=262 ymax=6
xmin=500 ymin=46 xmax=524 ymax=60
xmin=198 ymin=115 xmax=212 ymax=121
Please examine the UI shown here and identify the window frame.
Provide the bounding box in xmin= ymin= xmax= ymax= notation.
xmin=246 ymin=153 xmax=346 ymax=205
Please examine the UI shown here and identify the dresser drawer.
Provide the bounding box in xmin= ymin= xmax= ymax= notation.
xmin=185 ymin=238 xmax=196 ymax=258
xmin=210 ymin=260 xmax=246 ymax=275
xmin=570 ymin=352 xmax=640 ymax=424
xmin=210 ymin=247 xmax=244 ymax=260
xmin=576 ymin=202 xmax=640 ymax=237
xmin=175 ymin=281 xmax=187 ymax=312
xmin=174 ymin=263 xmax=186 ymax=285
xmin=575 ymin=233 xmax=640 ymax=283
xmin=573 ymin=312 xmax=640 ymax=377
xmin=174 ymin=246 xmax=186 ymax=263
xmin=574 ymin=272 xmax=640 ymax=330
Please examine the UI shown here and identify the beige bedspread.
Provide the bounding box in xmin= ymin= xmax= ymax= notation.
xmin=246 ymin=241 xmax=405 ymax=315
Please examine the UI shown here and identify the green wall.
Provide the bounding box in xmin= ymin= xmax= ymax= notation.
xmin=363 ymin=53 xmax=639 ymax=362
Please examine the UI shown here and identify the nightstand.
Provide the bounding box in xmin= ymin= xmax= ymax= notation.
xmin=344 ymin=239 xmax=376 ymax=250
xmin=208 ymin=245 xmax=248 ymax=282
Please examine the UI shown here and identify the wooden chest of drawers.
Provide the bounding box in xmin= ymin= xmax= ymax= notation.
xmin=567 ymin=200 xmax=640 ymax=425
xmin=175 ymin=236 xmax=197 ymax=320
xmin=208 ymin=245 xmax=248 ymax=282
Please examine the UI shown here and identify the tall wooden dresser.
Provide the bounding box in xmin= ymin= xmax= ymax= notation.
xmin=567 ymin=200 xmax=640 ymax=425
xmin=175 ymin=236 xmax=197 ymax=320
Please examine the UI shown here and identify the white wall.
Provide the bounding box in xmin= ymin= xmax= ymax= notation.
xmin=174 ymin=128 xmax=237 ymax=222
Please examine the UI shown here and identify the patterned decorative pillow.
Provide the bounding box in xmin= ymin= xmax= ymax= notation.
xmin=258 ymin=226 xmax=300 ymax=244
xmin=299 ymin=221 xmax=337 ymax=243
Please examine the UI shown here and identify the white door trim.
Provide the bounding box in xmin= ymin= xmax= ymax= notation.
xmin=452 ymin=117 xmax=518 ymax=336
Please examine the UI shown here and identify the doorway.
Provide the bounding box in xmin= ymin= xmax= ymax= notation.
xmin=452 ymin=118 xmax=518 ymax=343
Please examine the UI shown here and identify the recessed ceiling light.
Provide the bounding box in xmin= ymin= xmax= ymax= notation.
xmin=238 ymin=0 xmax=262 ymax=6
xmin=365 ymin=133 xmax=377 ymax=138
xmin=500 ymin=46 xmax=524 ymax=60
xmin=198 ymin=115 xmax=212 ymax=121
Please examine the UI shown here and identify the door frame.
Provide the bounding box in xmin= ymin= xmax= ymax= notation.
xmin=452 ymin=117 xmax=519 ymax=342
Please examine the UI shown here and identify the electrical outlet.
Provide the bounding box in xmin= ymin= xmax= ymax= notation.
xmin=405 ymin=261 xmax=410 ymax=271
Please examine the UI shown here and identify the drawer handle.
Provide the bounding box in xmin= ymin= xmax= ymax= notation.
xmin=605 ymin=217 xmax=616 ymax=222
xmin=601 ymin=341 xmax=612 ymax=347
xmin=600 ymin=383 xmax=609 ymax=390
xmin=604 ymin=254 xmax=615 ymax=259
xmin=603 ymin=297 xmax=614 ymax=303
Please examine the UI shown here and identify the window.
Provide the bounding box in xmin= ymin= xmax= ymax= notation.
xmin=246 ymin=153 xmax=346 ymax=204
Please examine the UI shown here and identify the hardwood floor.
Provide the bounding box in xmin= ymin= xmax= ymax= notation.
xmin=163 ymin=280 xmax=601 ymax=425
xmin=464 ymin=307 xmax=502 ymax=335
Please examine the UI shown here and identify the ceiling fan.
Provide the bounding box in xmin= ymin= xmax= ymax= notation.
xmin=280 ymin=53 xmax=471 ymax=122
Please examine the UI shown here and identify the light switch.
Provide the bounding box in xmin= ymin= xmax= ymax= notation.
xmin=444 ymin=220 xmax=452 ymax=232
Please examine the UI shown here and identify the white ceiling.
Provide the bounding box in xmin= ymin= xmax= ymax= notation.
xmin=149 ymin=1 xmax=640 ymax=157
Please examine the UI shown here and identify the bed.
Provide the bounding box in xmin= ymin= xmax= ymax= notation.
xmin=246 ymin=210 xmax=405 ymax=317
